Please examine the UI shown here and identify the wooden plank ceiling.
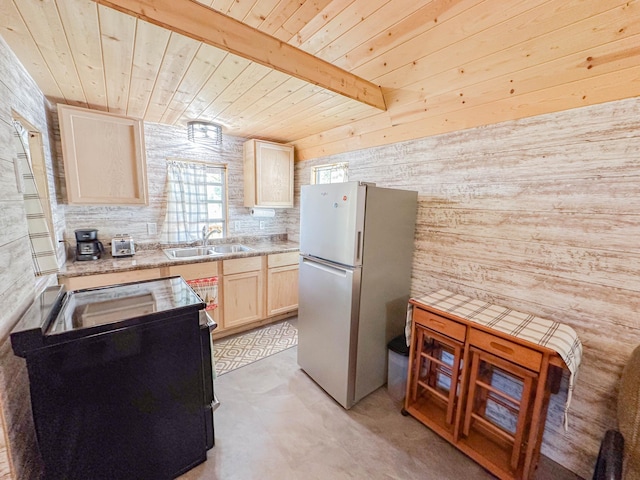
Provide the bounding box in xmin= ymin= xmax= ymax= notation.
xmin=1 ymin=0 xmax=638 ymax=161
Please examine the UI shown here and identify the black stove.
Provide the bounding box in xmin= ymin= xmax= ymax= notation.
xmin=11 ymin=277 xmax=217 ymax=480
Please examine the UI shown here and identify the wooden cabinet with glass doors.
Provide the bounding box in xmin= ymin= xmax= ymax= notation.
xmin=403 ymin=301 xmax=566 ymax=480
xmin=404 ymin=308 xmax=465 ymax=442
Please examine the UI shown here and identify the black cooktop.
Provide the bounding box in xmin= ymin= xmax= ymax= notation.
xmin=11 ymin=276 xmax=205 ymax=357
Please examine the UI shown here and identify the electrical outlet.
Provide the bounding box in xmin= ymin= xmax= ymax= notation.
xmin=234 ymin=221 xmax=240 ymax=231
xmin=259 ymin=221 xmax=265 ymax=230
xmin=147 ymin=222 xmax=157 ymax=235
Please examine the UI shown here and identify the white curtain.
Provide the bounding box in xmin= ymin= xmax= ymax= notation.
xmin=11 ymin=120 xmax=58 ymax=275
xmin=160 ymin=160 xmax=209 ymax=244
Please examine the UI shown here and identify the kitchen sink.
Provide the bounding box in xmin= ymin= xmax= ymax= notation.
xmin=211 ymin=244 xmax=253 ymax=253
xmin=163 ymin=247 xmax=220 ymax=259
xmin=163 ymin=244 xmax=253 ymax=260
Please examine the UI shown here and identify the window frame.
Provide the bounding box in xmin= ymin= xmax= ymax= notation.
xmin=203 ymin=163 xmax=228 ymax=239
xmin=310 ymin=162 xmax=349 ymax=185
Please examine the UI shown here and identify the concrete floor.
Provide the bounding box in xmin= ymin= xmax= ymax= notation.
xmin=179 ymin=346 xmax=583 ymax=480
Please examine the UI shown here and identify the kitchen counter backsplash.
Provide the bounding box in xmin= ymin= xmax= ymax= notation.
xmin=60 ymin=234 xmax=298 ymax=279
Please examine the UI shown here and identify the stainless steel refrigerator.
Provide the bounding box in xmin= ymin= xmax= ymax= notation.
xmin=298 ymin=181 xmax=417 ymax=408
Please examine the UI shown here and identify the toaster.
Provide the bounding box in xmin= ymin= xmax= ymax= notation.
xmin=111 ymin=234 xmax=135 ymax=257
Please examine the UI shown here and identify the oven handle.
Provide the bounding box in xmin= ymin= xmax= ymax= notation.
xmin=211 ymin=395 xmax=220 ymax=413
xmin=200 ymin=309 xmax=218 ymax=331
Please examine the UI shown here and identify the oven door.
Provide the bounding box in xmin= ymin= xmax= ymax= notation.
xmin=200 ymin=310 xmax=219 ymax=449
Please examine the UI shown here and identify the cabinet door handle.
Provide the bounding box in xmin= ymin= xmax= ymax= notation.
xmin=489 ymin=341 xmax=514 ymax=356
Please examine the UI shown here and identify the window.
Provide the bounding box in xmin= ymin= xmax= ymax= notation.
xmin=311 ymin=162 xmax=348 ymax=184
xmin=161 ymin=160 xmax=227 ymax=244
xmin=204 ymin=166 xmax=226 ymax=239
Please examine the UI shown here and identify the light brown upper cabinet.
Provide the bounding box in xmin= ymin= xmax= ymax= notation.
xmin=243 ymin=139 xmax=294 ymax=208
xmin=58 ymin=104 xmax=148 ymax=205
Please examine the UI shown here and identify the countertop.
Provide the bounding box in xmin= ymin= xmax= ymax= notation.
xmin=58 ymin=235 xmax=299 ymax=279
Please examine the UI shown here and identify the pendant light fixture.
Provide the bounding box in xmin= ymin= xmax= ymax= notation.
xmin=187 ymin=120 xmax=222 ymax=145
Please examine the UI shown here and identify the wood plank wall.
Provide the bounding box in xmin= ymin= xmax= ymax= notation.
xmin=290 ymin=96 xmax=640 ymax=479
xmin=0 ymin=36 xmax=62 ymax=480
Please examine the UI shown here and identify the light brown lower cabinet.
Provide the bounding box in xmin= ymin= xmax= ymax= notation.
xmin=221 ymin=256 xmax=264 ymax=329
xmin=404 ymin=303 xmax=566 ymax=480
xmin=266 ymin=252 xmax=299 ymax=316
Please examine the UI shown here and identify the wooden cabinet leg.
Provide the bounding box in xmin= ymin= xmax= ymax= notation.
xmin=463 ymin=350 xmax=481 ymax=437
xmin=522 ymin=354 xmax=552 ymax=479
xmin=511 ymin=374 xmax=535 ymax=470
xmin=446 ymin=343 xmax=463 ymax=425
xmin=408 ymin=327 xmax=425 ymax=403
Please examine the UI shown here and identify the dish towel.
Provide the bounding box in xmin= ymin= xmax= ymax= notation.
xmin=406 ymin=289 xmax=582 ymax=430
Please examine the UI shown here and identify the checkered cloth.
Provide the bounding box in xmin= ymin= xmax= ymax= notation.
xmin=12 ymin=120 xmax=58 ymax=275
xmin=160 ymin=160 xmax=209 ymax=244
xmin=406 ymin=289 xmax=582 ymax=430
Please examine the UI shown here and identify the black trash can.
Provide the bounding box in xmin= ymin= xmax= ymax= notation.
xmin=387 ymin=334 xmax=410 ymax=402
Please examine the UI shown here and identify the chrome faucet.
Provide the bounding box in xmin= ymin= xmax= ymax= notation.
xmin=201 ymin=226 xmax=218 ymax=247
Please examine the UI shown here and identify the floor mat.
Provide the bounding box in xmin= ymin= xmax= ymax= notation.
xmin=213 ymin=320 xmax=298 ymax=376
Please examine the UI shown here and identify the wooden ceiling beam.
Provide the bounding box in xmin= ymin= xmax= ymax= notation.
xmin=90 ymin=0 xmax=387 ymax=111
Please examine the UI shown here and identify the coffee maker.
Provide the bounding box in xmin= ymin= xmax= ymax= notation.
xmin=75 ymin=229 xmax=104 ymax=261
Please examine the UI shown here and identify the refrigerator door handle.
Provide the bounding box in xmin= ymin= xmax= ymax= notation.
xmin=356 ymin=231 xmax=362 ymax=261
xmin=301 ymin=255 xmax=351 ymax=275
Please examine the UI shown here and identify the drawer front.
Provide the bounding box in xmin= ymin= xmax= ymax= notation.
xmin=223 ymin=256 xmax=263 ymax=275
xmin=60 ymin=268 xmax=161 ymax=290
xmin=167 ymin=261 xmax=219 ymax=280
xmin=469 ymin=329 xmax=542 ymax=372
xmin=268 ymin=251 xmax=299 ymax=268
xmin=413 ymin=308 xmax=466 ymax=342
